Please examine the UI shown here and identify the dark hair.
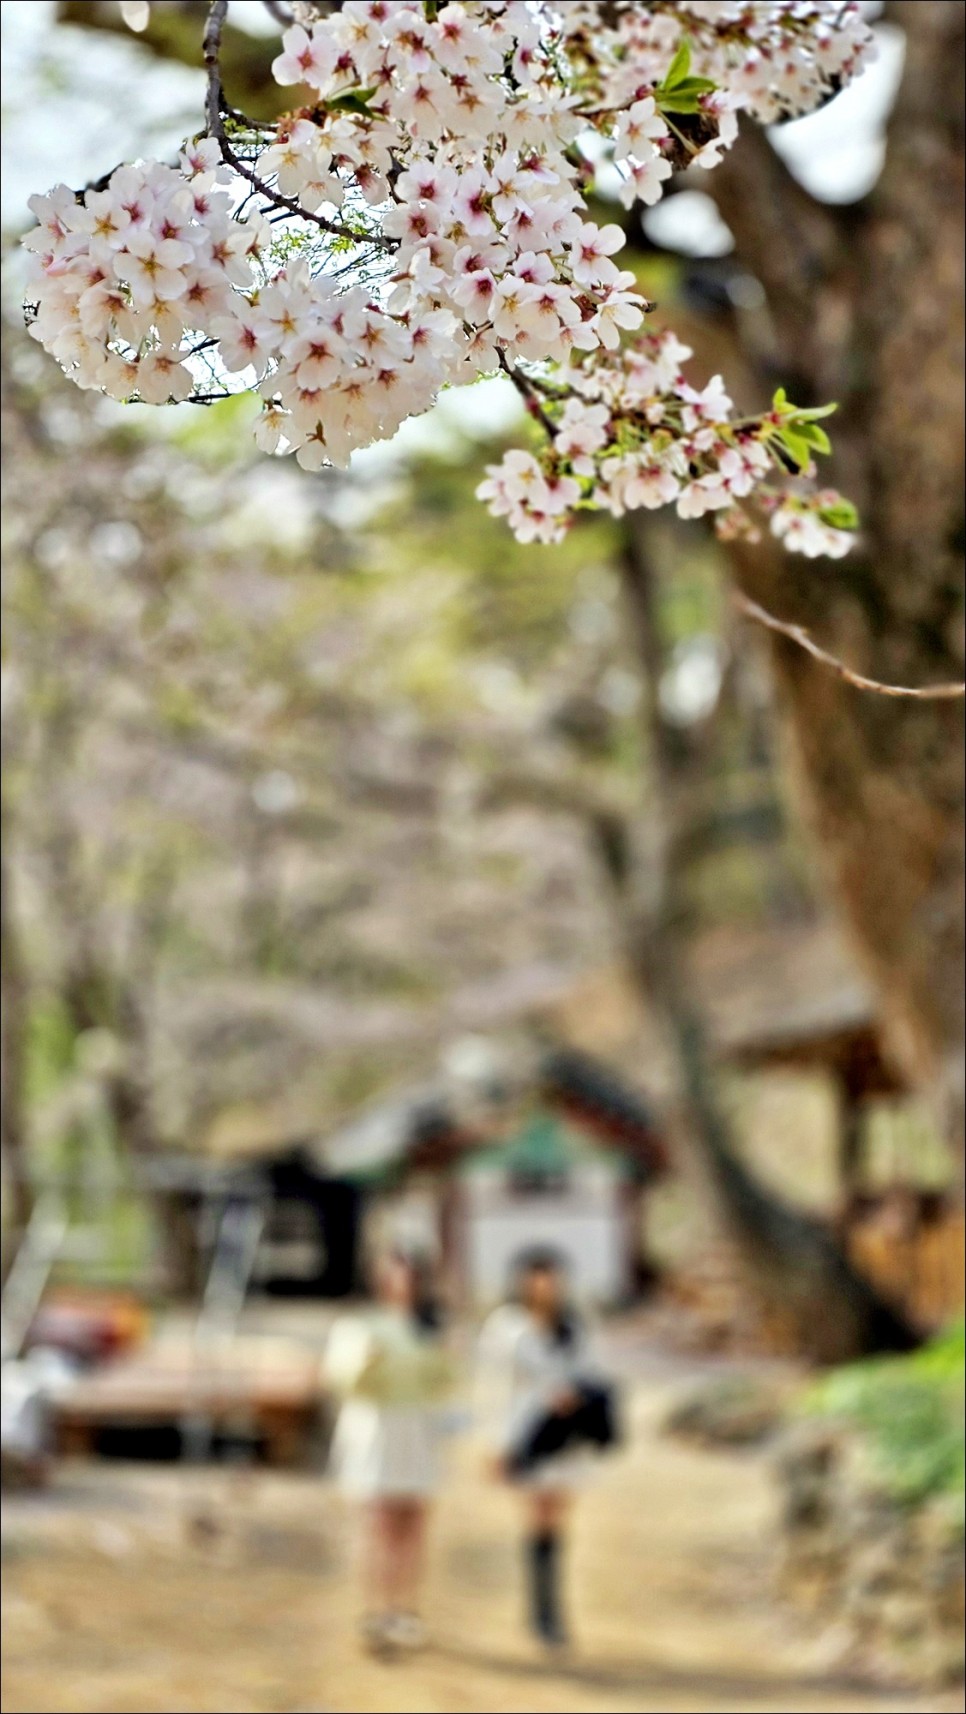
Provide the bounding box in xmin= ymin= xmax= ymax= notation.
xmin=512 ymin=1246 xmax=580 ymax=1349
xmin=389 ymin=1246 xmax=445 ymax=1336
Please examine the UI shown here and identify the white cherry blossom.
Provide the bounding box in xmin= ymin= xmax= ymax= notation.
xmin=24 ymin=0 xmax=873 ymax=559
xmin=271 ymin=24 xmax=338 ymax=93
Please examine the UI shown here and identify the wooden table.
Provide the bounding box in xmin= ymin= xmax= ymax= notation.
xmin=53 ymin=1353 xmax=321 ymax=1466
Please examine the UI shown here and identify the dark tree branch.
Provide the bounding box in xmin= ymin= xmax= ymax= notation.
xmin=497 ymin=350 xmax=558 ymax=437
xmin=202 ymin=0 xmax=393 ymax=249
xmin=203 ymin=0 xmax=229 ymax=142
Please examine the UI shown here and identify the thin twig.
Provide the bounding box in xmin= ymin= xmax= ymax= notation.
xmin=497 ymin=351 xmax=558 ymax=437
xmin=734 ymin=592 xmax=966 ymax=701
xmin=202 ymin=0 xmax=392 ymax=250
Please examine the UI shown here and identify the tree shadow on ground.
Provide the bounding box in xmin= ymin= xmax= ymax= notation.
xmin=429 ymin=1641 xmax=913 ymax=1710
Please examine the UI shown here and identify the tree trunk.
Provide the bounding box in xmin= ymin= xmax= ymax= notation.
xmin=0 ymin=824 xmax=33 ymax=1250
xmin=617 ymin=515 xmax=917 ymax=1362
xmin=706 ymin=1 xmax=965 ymax=1147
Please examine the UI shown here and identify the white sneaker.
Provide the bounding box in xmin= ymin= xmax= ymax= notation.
xmin=383 ymin=1612 xmax=428 ymax=1652
xmin=359 ymin=1613 xmax=395 ymax=1657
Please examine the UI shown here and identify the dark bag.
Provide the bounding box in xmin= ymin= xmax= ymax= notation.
xmin=507 ymin=1380 xmax=620 ymax=1475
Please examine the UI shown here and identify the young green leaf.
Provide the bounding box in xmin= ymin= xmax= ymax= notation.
xmin=794 ymin=421 xmax=832 ymax=455
xmin=657 ymin=93 xmax=703 ymax=114
xmin=658 ymin=78 xmax=717 ymax=114
xmin=326 ymin=86 xmax=377 ymax=116
xmin=818 ymin=500 xmax=860 ymax=531
xmin=659 ymin=38 xmax=692 ymax=91
xmin=774 ymin=428 xmax=814 ymax=472
xmin=662 ymin=75 xmax=716 ymax=99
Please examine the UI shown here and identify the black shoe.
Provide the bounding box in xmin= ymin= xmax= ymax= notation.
xmin=535 ymin=1613 xmax=569 ymax=1650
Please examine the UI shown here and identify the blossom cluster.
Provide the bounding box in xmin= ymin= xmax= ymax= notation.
xmin=251 ymin=0 xmax=650 ymax=460
xmin=24 ymin=0 xmax=874 ymax=545
xmin=22 ymin=142 xmax=280 ymax=407
xmin=555 ymin=2 xmax=875 ymax=124
xmin=476 ymin=329 xmax=856 ymax=558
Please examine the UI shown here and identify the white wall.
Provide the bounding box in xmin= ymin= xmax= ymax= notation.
xmin=365 ymin=1186 xmax=442 ymax=1261
xmin=462 ymin=1170 xmax=628 ymax=1305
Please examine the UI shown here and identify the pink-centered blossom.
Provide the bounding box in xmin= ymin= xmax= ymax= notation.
xmin=23 ymin=0 xmax=871 ymax=555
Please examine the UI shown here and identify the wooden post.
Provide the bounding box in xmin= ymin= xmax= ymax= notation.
xmin=839 ymin=1083 xmax=866 ymax=1201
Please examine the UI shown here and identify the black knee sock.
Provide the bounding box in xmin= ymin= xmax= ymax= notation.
xmin=526 ymin=1530 xmax=566 ymax=1642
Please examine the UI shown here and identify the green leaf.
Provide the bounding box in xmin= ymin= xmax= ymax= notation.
xmin=794 ymin=401 xmax=838 ymax=422
xmin=657 ymin=93 xmax=703 ymax=114
xmin=659 ymin=38 xmax=692 ymax=91
xmin=325 ymin=85 xmax=377 ymax=116
xmin=794 ymin=421 xmax=832 ymax=455
xmin=770 ymin=391 xmax=837 ymax=449
xmin=818 ymin=500 xmax=860 ymax=531
xmin=663 ymin=75 xmax=716 ymax=98
xmin=774 ymin=428 xmax=813 ymax=472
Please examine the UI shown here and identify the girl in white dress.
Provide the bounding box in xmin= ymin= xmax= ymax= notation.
xmin=324 ymin=1249 xmax=453 ymax=1656
xmin=476 ymin=1247 xmax=606 ymax=1647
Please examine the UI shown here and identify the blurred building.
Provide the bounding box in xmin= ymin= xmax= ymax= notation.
xmin=149 ymin=1048 xmax=667 ymax=1308
xmin=363 ymin=1058 xmax=667 ymax=1307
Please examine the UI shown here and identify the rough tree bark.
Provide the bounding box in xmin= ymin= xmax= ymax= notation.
xmin=483 ymin=535 xmax=923 ymax=1357
xmin=616 ymin=515 xmax=917 ymax=1362
xmin=705 ymin=1 xmax=965 ymax=1147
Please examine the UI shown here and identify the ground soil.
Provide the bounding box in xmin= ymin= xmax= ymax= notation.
xmin=2 ymin=1312 xmax=962 ymax=1714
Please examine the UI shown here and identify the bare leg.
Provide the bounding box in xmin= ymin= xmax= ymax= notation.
xmin=361 ymin=1498 xmax=431 ymax=1651
xmin=394 ymin=1499 xmax=429 ymax=1614
xmin=363 ymin=1501 xmax=394 ymax=1615
xmin=529 ymin=1490 xmax=570 ymax=1536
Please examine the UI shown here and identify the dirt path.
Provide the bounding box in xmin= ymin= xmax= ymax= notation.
xmin=1 ymin=1330 xmax=960 ymax=1714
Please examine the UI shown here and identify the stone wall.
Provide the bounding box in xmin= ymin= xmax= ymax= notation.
xmin=776 ymin=1421 xmax=965 ymax=1690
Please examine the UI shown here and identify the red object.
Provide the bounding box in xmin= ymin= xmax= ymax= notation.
xmin=26 ymin=1292 xmax=148 ymax=1365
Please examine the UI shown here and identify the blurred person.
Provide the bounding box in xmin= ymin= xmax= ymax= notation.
xmin=476 ymin=1247 xmax=618 ymax=1649
xmin=323 ymin=1247 xmax=454 ymax=1657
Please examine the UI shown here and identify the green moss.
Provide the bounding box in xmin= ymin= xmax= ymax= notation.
xmin=804 ymin=1319 xmax=965 ymax=1514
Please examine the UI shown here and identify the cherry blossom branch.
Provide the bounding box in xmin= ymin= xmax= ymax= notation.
xmin=203 ymin=0 xmax=229 ymax=141
xmin=734 ymin=592 xmax=966 ymax=700
xmin=222 ymin=140 xmax=392 ymax=247
xmin=27 ymin=0 xmax=880 ymax=541
xmin=202 ymin=0 xmax=393 ymax=250
xmin=497 ymin=351 xmax=558 ymax=437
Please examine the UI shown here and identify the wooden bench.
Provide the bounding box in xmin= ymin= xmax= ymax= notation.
xmin=53 ymin=1352 xmax=321 ymax=1466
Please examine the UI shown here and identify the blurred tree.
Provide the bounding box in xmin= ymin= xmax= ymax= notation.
xmin=1 ymin=322 xmax=616 ymax=1282
xmin=367 ymin=442 xmax=917 ymax=1356
xmin=618 ymin=516 xmax=914 ymax=1360
xmin=50 ymin=0 xmax=963 ymax=1153
xmin=691 ymin=2 xmax=965 ymax=1146
xmin=1 ymin=317 xmax=924 ymax=1347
